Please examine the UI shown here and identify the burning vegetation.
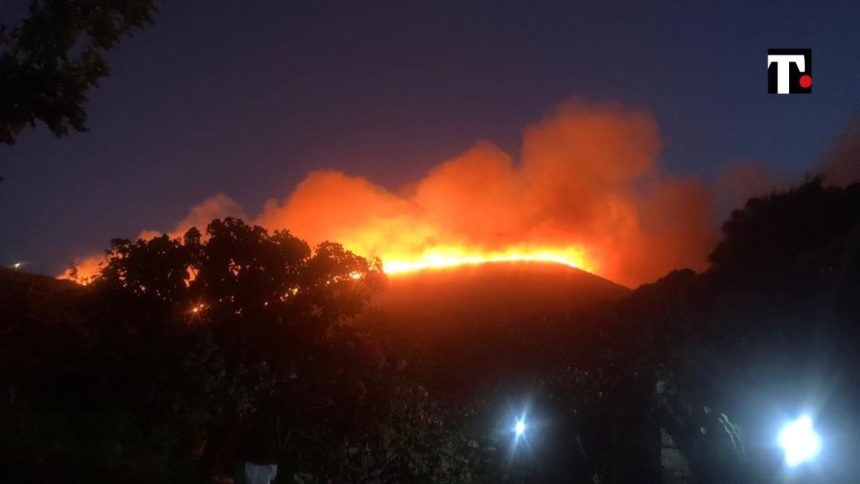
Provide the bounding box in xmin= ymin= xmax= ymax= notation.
xmin=63 ymin=100 xmax=717 ymax=287
xmin=6 ymin=179 xmax=860 ymax=482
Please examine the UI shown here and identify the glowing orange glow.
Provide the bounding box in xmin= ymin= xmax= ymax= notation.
xmin=62 ymin=100 xmax=719 ymax=287
xmin=60 ymin=247 xmax=594 ymax=284
xmin=377 ymin=246 xmax=593 ymax=275
xmin=257 ymin=101 xmax=717 ymax=287
xmin=59 ymin=256 xmax=103 ymax=285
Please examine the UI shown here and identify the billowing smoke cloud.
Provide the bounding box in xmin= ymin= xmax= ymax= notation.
xmin=65 ymin=100 xmax=723 ymax=287
xmin=62 ymin=194 xmax=244 ymax=283
xmin=257 ymin=100 xmax=718 ymax=286
xmin=138 ymin=193 xmax=246 ymax=240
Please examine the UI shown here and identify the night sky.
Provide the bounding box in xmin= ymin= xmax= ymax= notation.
xmin=2 ymin=0 xmax=859 ymax=275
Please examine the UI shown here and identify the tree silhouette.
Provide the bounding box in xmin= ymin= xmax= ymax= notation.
xmin=0 ymin=0 xmax=158 ymax=144
xmin=6 ymin=181 xmax=858 ymax=482
xmin=98 ymin=218 xmax=383 ymax=323
xmin=88 ymin=218 xmax=396 ymax=477
xmin=709 ymin=177 xmax=860 ymax=282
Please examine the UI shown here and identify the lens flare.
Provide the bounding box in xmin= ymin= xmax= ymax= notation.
xmin=514 ymin=418 xmax=526 ymax=438
xmin=778 ymin=415 xmax=820 ymax=467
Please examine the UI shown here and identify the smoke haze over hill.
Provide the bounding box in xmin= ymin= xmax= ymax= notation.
xmin=66 ymin=100 xmax=728 ymax=287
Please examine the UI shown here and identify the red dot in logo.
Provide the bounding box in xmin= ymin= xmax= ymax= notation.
xmin=799 ymin=75 xmax=813 ymax=88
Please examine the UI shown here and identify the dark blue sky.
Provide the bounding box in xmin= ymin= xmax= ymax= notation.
xmin=2 ymin=0 xmax=859 ymax=275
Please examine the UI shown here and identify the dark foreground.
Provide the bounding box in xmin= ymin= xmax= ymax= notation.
xmin=2 ymin=179 xmax=859 ymax=483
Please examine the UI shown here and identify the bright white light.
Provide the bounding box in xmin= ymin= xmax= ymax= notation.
xmin=778 ymin=415 xmax=820 ymax=467
xmin=514 ymin=419 xmax=526 ymax=438
xmin=12 ymin=262 xmax=22 ymax=269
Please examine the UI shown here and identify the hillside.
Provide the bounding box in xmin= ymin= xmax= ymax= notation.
xmin=0 ymin=267 xmax=93 ymax=385
xmin=0 ymin=180 xmax=858 ymax=482
xmin=370 ymin=261 xmax=628 ymax=332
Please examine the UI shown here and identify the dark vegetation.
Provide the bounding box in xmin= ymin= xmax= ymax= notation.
xmin=1 ymin=178 xmax=859 ymax=482
xmin=1 ymin=0 xmax=158 ymax=144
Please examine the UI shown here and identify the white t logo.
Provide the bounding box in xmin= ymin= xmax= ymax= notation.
xmin=768 ymin=54 xmax=805 ymax=94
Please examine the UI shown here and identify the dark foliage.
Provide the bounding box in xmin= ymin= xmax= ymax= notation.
xmin=0 ymin=0 xmax=157 ymax=144
xmin=1 ymin=181 xmax=859 ymax=482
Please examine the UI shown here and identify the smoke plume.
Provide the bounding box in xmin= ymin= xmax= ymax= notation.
xmin=256 ymin=100 xmax=717 ymax=286
xmin=63 ymin=194 xmax=244 ymax=283
xmin=66 ymin=100 xmax=722 ymax=287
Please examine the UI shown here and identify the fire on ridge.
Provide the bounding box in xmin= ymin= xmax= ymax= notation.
xmin=62 ymin=100 xmax=719 ymax=287
xmin=61 ymin=243 xmax=595 ymax=284
xmin=375 ymin=246 xmax=593 ymax=275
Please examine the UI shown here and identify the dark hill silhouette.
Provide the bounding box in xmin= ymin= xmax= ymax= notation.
xmin=600 ymin=178 xmax=860 ymax=483
xmin=0 ymin=266 xmax=88 ymax=323
xmin=1 ymin=179 xmax=859 ymax=482
xmin=366 ymin=261 xmax=628 ymax=336
xmin=0 ymin=267 xmax=93 ymax=386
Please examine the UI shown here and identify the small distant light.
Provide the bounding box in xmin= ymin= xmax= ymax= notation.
xmin=778 ymin=415 xmax=821 ymax=467
xmin=514 ymin=418 xmax=526 ymax=438
xmin=12 ymin=262 xmax=22 ymax=269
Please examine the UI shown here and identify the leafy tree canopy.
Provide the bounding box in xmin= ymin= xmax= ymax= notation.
xmin=1 ymin=0 xmax=158 ymax=144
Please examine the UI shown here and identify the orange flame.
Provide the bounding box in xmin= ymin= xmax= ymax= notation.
xmin=376 ymin=246 xmax=592 ymax=275
xmin=63 ymin=100 xmax=718 ymax=287
xmin=256 ymin=100 xmax=717 ymax=286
